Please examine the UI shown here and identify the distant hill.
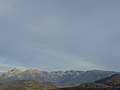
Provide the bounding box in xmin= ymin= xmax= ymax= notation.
xmin=0 ymin=69 xmax=119 ymax=87
xmin=53 ymin=83 xmax=113 ymax=90
xmin=77 ymin=83 xmax=112 ymax=88
xmin=0 ymin=80 xmax=56 ymax=90
xmin=96 ymin=74 xmax=120 ymax=87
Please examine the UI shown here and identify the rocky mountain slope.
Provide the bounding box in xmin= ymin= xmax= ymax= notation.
xmin=0 ymin=72 xmax=3 ymax=77
xmin=0 ymin=68 xmax=119 ymax=87
xmin=0 ymin=68 xmax=22 ymax=79
xmin=54 ymin=74 xmax=120 ymax=90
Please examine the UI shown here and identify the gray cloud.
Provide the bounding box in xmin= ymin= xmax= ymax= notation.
xmin=0 ymin=0 xmax=120 ymax=71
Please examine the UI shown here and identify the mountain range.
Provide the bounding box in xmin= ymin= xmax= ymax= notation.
xmin=0 ymin=74 xmax=120 ymax=90
xmin=0 ymin=68 xmax=119 ymax=87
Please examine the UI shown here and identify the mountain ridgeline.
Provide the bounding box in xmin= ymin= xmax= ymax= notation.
xmin=0 ymin=68 xmax=119 ymax=87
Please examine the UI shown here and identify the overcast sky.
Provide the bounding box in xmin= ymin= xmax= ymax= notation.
xmin=0 ymin=0 xmax=120 ymax=72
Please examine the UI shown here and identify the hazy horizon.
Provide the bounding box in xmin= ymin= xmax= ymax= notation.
xmin=0 ymin=67 xmax=119 ymax=73
xmin=0 ymin=0 xmax=120 ymax=72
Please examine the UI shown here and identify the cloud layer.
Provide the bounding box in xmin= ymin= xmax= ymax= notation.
xmin=0 ymin=0 xmax=120 ymax=71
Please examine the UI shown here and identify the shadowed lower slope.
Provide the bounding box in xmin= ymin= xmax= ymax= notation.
xmin=96 ymin=74 xmax=120 ymax=87
xmin=0 ymin=80 xmax=57 ymax=90
xmin=52 ymin=83 xmax=113 ymax=90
